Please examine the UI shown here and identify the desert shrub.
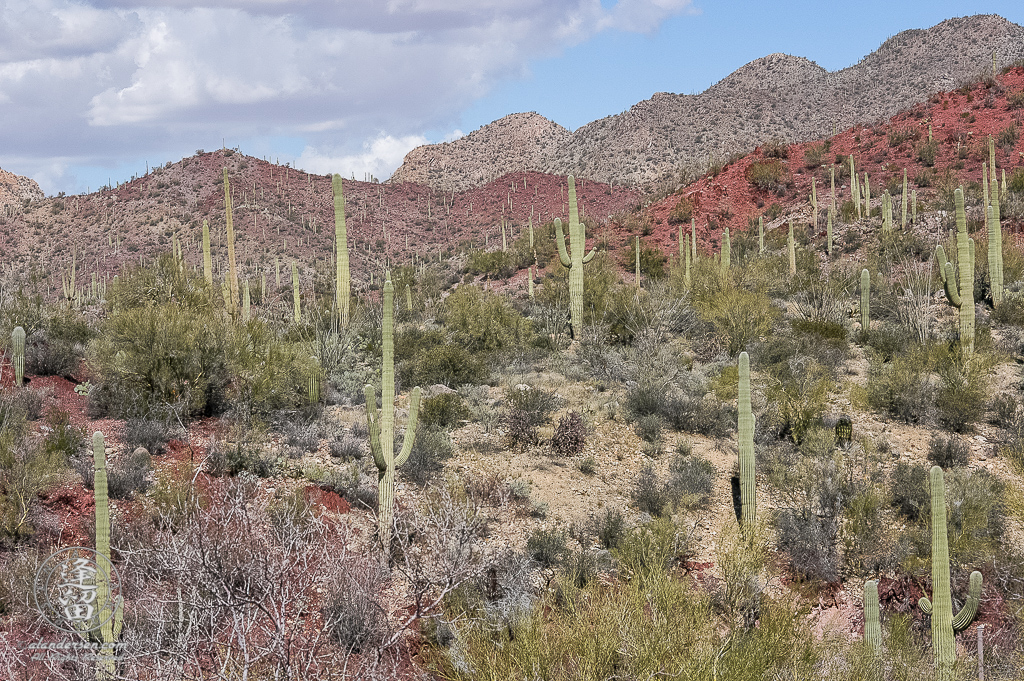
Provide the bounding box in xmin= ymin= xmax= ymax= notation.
xmin=504 ymin=385 xmax=561 ymax=427
xmin=224 ymin=319 xmax=319 ymax=420
xmin=89 ymin=302 xmax=228 ymax=418
xmin=887 ymin=127 xmax=921 ymax=147
xmin=890 ymin=461 xmax=929 ymax=521
xmin=621 ymin=238 xmax=668 ymax=280
xmin=916 ymin=139 xmax=938 ymax=167
xmin=765 ymin=358 xmax=831 ymax=444
xmin=11 ymin=388 xmax=44 ymax=422
xmin=866 ymin=351 xmax=933 ymax=423
xmin=393 ymin=327 xmax=445 ymax=362
xmin=322 ymin=563 xmax=389 ymax=654
xmin=761 ymin=138 xmax=789 ymax=158
xmin=696 ymin=285 xmax=779 ymax=355
xmin=944 ymin=468 xmax=1006 ymax=565
xmin=591 ymin=507 xmax=628 ymax=550
xmin=124 ymin=417 xmax=173 ymax=457
xmin=206 ymin=439 xmax=277 ymax=478
xmin=401 ymin=425 xmax=454 ymax=486
xmin=631 ymin=464 xmax=669 ymax=517
xmin=927 ymin=433 xmax=970 ymax=468
xmin=935 ymin=352 xmax=989 ymax=432
xmin=634 ymin=414 xmax=664 ymax=444
xmin=664 ymin=452 xmax=715 ymax=510
xmin=465 ymin=249 xmax=519 ymax=279
xmin=667 ymin=196 xmax=694 ymax=224
xmin=550 ymin=410 xmax=587 ymax=457
xmin=775 ymin=509 xmax=839 ymax=582
xmin=440 ymin=285 xmax=533 ymax=352
xmin=576 ymin=455 xmax=597 ymax=475
xmin=419 ymin=392 xmax=470 ymax=428
xmin=319 ymin=464 xmax=378 ymax=511
xmin=41 ymin=408 xmax=85 ymax=460
xmin=328 ymin=436 xmax=364 ymax=460
xmin=842 ymin=486 xmax=891 ymax=575
xmin=0 ymin=401 xmax=65 ymax=542
xmin=1009 ymin=89 xmax=1024 ymax=110
xmin=1008 ymin=167 xmax=1024 ymax=195
xmin=745 ymin=159 xmax=791 ymax=194
xmin=997 ymin=121 xmax=1020 ymax=151
xmin=405 ymin=342 xmax=488 ymax=387
xmin=803 ymin=143 xmax=825 ymax=169
xmin=106 ymin=448 xmax=153 ymax=500
xmin=24 ymin=326 xmax=83 ymax=378
xmin=526 ymin=527 xmax=569 ymax=568
xmin=663 ymin=391 xmax=736 ymax=437
xmin=107 ymin=252 xmax=213 ymax=312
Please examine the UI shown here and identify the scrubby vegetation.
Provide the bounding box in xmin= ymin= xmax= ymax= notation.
xmin=3 ymin=94 xmax=1024 ymax=680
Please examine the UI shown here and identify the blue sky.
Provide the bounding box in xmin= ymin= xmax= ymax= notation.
xmin=0 ymin=1 xmax=1021 ymax=196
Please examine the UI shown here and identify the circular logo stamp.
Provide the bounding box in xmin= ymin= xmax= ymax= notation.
xmin=33 ymin=547 xmax=121 ymax=635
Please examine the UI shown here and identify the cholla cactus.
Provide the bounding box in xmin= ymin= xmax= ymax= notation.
xmin=12 ymin=326 xmax=25 ymax=387
xmin=919 ymin=466 xmax=983 ymax=680
xmin=366 ymin=280 xmax=421 ymax=556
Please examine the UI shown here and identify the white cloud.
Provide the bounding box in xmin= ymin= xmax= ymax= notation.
xmin=0 ymin=0 xmax=694 ymax=193
xmin=295 ymin=133 xmax=432 ymax=181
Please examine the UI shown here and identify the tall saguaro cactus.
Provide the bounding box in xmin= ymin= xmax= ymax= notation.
xmin=291 ymin=261 xmax=301 ymax=323
xmin=202 ymin=220 xmax=213 ymax=288
xmin=332 ymin=174 xmax=351 ymax=326
xmin=988 ymin=137 xmax=1004 ymax=308
xmin=721 ymin=228 xmax=731 ymax=275
xmin=365 ymin=280 xmax=421 ymax=556
xmin=936 ymin=188 xmax=975 ymax=354
xmin=920 ymin=466 xmax=983 ymax=680
xmin=860 ymin=269 xmax=870 ymax=334
xmin=737 ymin=352 xmax=755 ymax=527
xmin=223 ymin=169 xmax=239 ymax=315
xmin=91 ymin=432 xmax=124 ymax=680
xmin=555 ymin=175 xmax=597 ymax=339
xmin=12 ymin=326 xmax=25 ymax=387
xmin=787 ymin=220 xmax=796 ymax=276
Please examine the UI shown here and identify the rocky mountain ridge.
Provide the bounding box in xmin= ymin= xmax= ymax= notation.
xmin=391 ymin=14 xmax=1024 ymax=191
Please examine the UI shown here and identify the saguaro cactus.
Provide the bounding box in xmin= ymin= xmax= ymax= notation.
xmin=12 ymin=326 xmax=25 ymax=387
xmin=223 ymin=169 xmax=239 ymax=314
xmin=988 ymin=138 xmax=1004 ymax=308
xmin=555 ymin=175 xmax=597 ymax=339
xmin=826 ymin=209 xmax=833 ymax=257
xmin=635 ymin=235 xmax=641 ymax=289
xmin=758 ymin=216 xmax=764 ymax=254
xmin=291 ymin=261 xmax=301 ymax=323
xmin=737 ymin=352 xmax=755 ymax=527
xmin=788 ymin=220 xmax=796 ymax=276
xmin=901 ymin=169 xmax=909 ymax=229
xmin=864 ymin=580 xmax=882 ymax=651
xmin=91 ymin=432 xmax=124 ymax=679
xmin=202 ymin=220 xmax=213 ymax=287
xmin=919 ymin=466 xmax=983 ymax=680
xmin=333 ymin=174 xmax=351 ymax=326
xmin=365 ymin=280 xmax=421 ymax=555
xmin=936 ymin=188 xmax=975 ymax=354
xmin=860 ymin=269 xmax=870 ymax=334
xmin=721 ymin=228 xmax=731 ymax=275
xmin=242 ymin=281 xmax=251 ymax=321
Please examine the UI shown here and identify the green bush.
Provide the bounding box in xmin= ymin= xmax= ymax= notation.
xmin=405 ymin=343 xmax=488 ymax=388
xmin=803 ymin=143 xmax=825 ymax=169
xmin=745 ymin=159 xmax=791 ymax=194
xmin=621 ymin=238 xmax=668 ymax=280
xmin=634 ymin=414 xmax=664 ymax=444
xmin=419 ymin=392 xmax=470 ymax=428
xmin=440 ymin=286 xmax=533 ymax=352
xmin=631 ymin=464 xmax=670 ymax=517
xmin=591 ymin=507 xmax=628 ymax=549
xmin=526 ymin=527 xmax=570 ymax=568
xmin=916 ymin=139 xmax=938 ymax=167
xmin=696 ymin=285 xmax=779 ymax=355
xmin=401 ymin=425 xmax=455 ymax=485
xmin=935 ymin=352 xmax=989 ymax=433
xmin=927 ymin=433 xmax=970 ymax=468
xmin=667 ymin=196 xmax=694 ymax=224
xmin=89 ymin=302 xmax=228 ymax=418
xmin=1007 ymin=167 xmax=1024 ymax=195
xmin=866 ymin=351 xmax=933 ymax=423
xmin=664 ymin=452 xmax=716 ymax=511
xmin=889 ymin=461 xmax=929 ymax=521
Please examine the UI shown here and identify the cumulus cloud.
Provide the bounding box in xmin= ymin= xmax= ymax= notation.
xmin=0 ymin=0 xmax=694 ymax=193
xmin=294 ymin=133 xmax=432 ymax=181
